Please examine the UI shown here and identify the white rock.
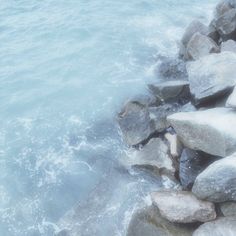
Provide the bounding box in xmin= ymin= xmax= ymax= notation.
xmin=164 ymin=133 xmax=182 ymax=158
xmin=221 ymin=39 xmax=236 ymax=52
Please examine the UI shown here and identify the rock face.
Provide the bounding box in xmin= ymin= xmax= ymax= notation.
xmin=187 ymin=52 xmax=236 ymax=105
xmin=192 ymin=152 xmax=236 ymax=202
xmin=151 ymin=190 xmax=216 ymax=223
xmin=221 ymin=39 xmax=236 ymax=52
xmin=179 ymin=149 xmax=217 ymax=189
xmin=215 ymin=8 xmax=236 ymax=41
xmin=125 ymin=138 xmax=176 ymax=176
xmin=117 ymin=101 xmax=155 ymax=146
xmin=127 ymin=205 xmax=195 ymax=236
xmin=226 ymin=87 xmax=236 ymax=108
xmin=220 ymin=202 xmax=236 ymax=216
xmin=193 ymin=217 xmax=236 ymax=236
xmin=148 ymin=80 xmax=190 ymax=104
xmin=215 ymin=1 xmax=233 ymax=19
xmin=186 ymin=33 xmax=219 ymax=60
xmin=167 ymin=108 xmax=236 ymax=157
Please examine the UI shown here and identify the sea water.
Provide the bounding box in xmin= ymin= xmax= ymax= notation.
xmin=0 ymin=0 xmax=217 ymax=235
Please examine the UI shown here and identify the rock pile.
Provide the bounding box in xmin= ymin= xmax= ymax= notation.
xmin=117 ymin=1 xmax=236 ymax=235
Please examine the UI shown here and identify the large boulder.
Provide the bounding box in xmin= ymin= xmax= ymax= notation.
xmin=193 ymin=217 xmax=236 ymax=236
xmin=186 ymin=33 xmax=220 ymax=60
xmin=117 ymin=101 xmax=156 ymax=146
xmin=167 ymin=108 xmax=236 ymax=157
xmin=151 ymin=190 xmax=216 ymax=223
xmin=215 ymin=1 xmax=233 ymax=19
xmin=221 ymin=39 xmax=236 ymax=52
xmin=179 ymin=149 xmax=217 ymax=190
xmin=124 ymin=138 xmax=176 ymax=176
xmin=220 ymin=202 xmax=236 ymax=216
xmin=226 ymin=87 xmax=236 ymax=108
xmin=127 ymin=205 xmax=195 ymax=236
xmin=215 ymin=8 xmax=236 ymax=41
xmin=187 ymin=52 xmax=236 ymax=105
xmin=192 ymin=152 xmax=236 ymax=202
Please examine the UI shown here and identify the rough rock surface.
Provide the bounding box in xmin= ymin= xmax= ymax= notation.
xmin=186 ymin=33 xmax=219 ymax=60
xmin=208 ymin=20 xmax=220 ymax=44
xmin=167 ymin=108 xmax=236 ymax=157
xmin=220 ymin=202 xmax=236 ymax=216
xmin=221 ymin=39 xmax=236 ymax=52
xmin=215 ymin=1 xmax=233 ymax=19
xmin=192 ymin=152 xmax=236 ymax=202
xmin=118 ymin=101 xmax=155 ymax=146
xmin=124 ymin=138 xmax=175 ymax=176
xmin=226 ymin=87 xmax=236 ymax=108
xmin=179 ymin=149 xmax=217 ymax=189
xmin=151 ymin=190 xmax=216 ymax=223
xmin=187 ymin=52 xmax=236 ymax=104
xmin=127 ymin=205 xmax=195 ymax=236
xmin=165 ymin=133 xmax=182 ymax=158
xmin=193 ymin=217 xmax=236 ymax=236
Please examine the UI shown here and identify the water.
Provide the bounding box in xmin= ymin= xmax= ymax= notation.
xmin=0 ymin=0 xmax=217 ymax=235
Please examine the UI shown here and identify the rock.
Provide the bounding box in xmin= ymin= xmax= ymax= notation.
xmin=129 ymin=94 xmax=159 ymax=107
xmin=192 ymin=152 xmax=236 ymax=202
xmin=158 ymin=58 xmax=188 ymax=80
xmin=220 ymin=202 xmax=236 ymax=216
xmin=148 ymin=80 xmax=190 ymax=104
xmin=127 ymin=205 xmax=195 ymax=236
xmin=167 ymin=108 xmax=236 ymax=157
xmin=221 ymin=39 xmax=236 ymax=52
xmin=186 ymin=33 xmax=220 ymax=60
xmin=215 ymin=1 xmax=233 ymax=19
xmin=226 ymin=87 xmax=236 ymax=108
xmin=193 ymin=217 xmax=236 ymax=236
xmin=165 ymin=133 xmax=183 ymax=158
xmin=187 ymin=52 xmax=236 ymax=105
xmin=124 ymin=138 xmax=176 ymax=176
xmin=216 ymin=8 xmax=236 ymax=41
xmin=208 ymin=20 xmax=221 ymax=44
xmin=228 ymin=0 xmax=236 ymax=8
xmin=118 ymin=101 xmax=155 ymax=146
xmin=179 ymin=149 xmax=217 ymax=189
xmin=151 ymin=190 xmax=216 ymax=223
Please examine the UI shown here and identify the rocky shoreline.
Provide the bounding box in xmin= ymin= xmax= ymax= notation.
xmin=118 ymin=1 xmax=236 ymax=235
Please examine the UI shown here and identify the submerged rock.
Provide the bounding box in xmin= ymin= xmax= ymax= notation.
xmin=226 ymin=87 xmax=236 ymax=108
xmin=192 ymin=152 xmax=236 ymax=202
xmin=179 ymin=149 xmax=217 ymax=190
xmin=187 ymin=52 xmax=236 ymax=105
xmin=117 ymin=101 xmax=155 ymax=146
xmin=220 ymin=202 xmax=236 ymax=217
xmin=127 ymin=205 xmax=195 ymax=236
xmin=221 ymin=39 xmax=236 ymax=52
xmin=151 ymin=190 xmax=216 ymax=223
xmin=193 ymin=217 xmax=236 ymax=236
xmin=167 ymin=108 xmax=236 ymax=157
xmin=186 ymin=33 xmax=219 ymax=60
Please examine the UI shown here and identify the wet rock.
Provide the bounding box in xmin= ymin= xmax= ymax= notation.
xmin=151 ymin=190 xmax=216 ymax=223
xmin=165 ymin=133 xmax=182 ymax=158
xmin=117 ymin=101 xmax=155 ymax=146
xmin=226 ymin=87 xmax=236 ymax=108
xmin=208 ymin=20 xmax=221 ymax=44
xmin=124 ymin=138 xmax=176 ymax=176
xmin=192 ymin=152 xmax=236 ymax=202
xmin=229 ymin=0 xmax=236 ymax=8
xmin=148 ymin=80 xmax=190 ymax=104
xmin=193 ymin=217 xmax=236 ymax=236
xmin=215 ymin=1 xmax=233 ymax=19
xmin=187 ymin=52 xmax=236 ymax=105
xmin=186 ymin=33 xmax=220 ymax=60
xmin=216 ymin=8 xmax=236 ymax=41
xmin=167 ymin=108 xmax=236 ymax=157
xmin=127 ymin=205 xmax=195 ymax=236
xmin=220 ymin=202 xmax=236 ymax=216
xmin=221 ymin=39 xmax=236 ymax=52
xmin=179 ymin=149 xmax=217 ymax=189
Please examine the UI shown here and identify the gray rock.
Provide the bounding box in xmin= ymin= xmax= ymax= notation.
xmin=221 ymin=39 xmax=236 ymax=52
xmin=124 ymin=138 xmax=176 ymax=176
xmin=148 ymin=80 xmax=190 ymax=104
xmin=179 ymin=149 xmax=217 ymax=190
xmin=208 ymin=20 xmax=221 ymax=44
xmin=215 ymin=1 xmax=233 ymax=19
xmin=226 ymin=87 xmax=236 ymax=108
xmin=192 ymin=152 xmax=236 ymax=202
xmin=220 ymin=202 xmax=236 ymax=216
xmin=187 ymin=52 xmax=236 ymax=105
xmin=167 ymin=108 xmax=236 ymax=157
xmin=193 ymin=217 xmax=236 ymax=236
xmin=118 ymin=101 xmax=155 ymax=146
xmin=228 ymin=0 xmax=236 ymax=8
xmin=151 ymin=190 xmax=216 ymax=223
xmin=186 ymin=33 xmax=220 ymax=60
xmin=216 ymin=8 xmax=236 ymax=41
xmin=127 ymin=205 xmax=195 ymax=236
xmin=129 ymin=94 xmax=159 ymax=107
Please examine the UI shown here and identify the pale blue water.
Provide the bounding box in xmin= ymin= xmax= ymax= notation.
xmin=0 ymin=0 xmax=217 ymax=235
